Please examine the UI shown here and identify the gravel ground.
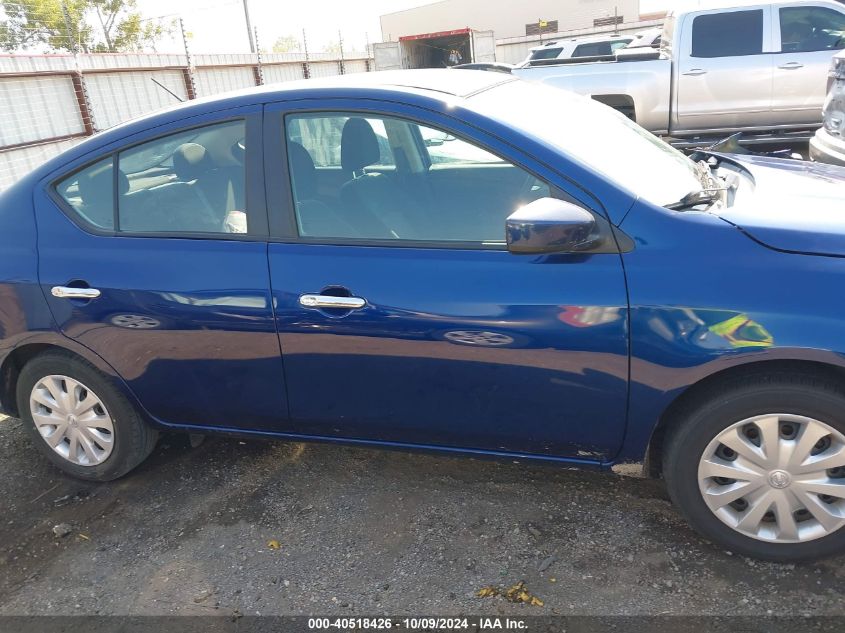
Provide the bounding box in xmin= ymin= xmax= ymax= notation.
xmin=0 ymin=413 xmax=843 ymax=618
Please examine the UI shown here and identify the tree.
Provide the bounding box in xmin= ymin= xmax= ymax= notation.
xmin=0 ymin=0 xmax=171 ymax=53
xmin=271 ymin=34 xmax=300 ymax=53
xmin=1 ymin=0 xmax=93 ymax=52
xmin=322 ymin=40 xmax=341 ymax=56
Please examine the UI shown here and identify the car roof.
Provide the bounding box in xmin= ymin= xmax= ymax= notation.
xmin=668 ymin=0 xmax=841 ymax=14
xmin=20 ymin=70 xmax=517 ymax=182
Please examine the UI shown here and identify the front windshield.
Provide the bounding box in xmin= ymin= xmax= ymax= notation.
xmin=470 ymin=79 xmax=701 ymax=206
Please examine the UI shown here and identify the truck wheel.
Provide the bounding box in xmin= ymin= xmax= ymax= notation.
xmin=17 ymin=351 xmax=158 ymax=481
xmin=663 ymin=372 xmax=845 ymax=562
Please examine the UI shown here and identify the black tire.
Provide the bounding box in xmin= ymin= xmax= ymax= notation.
xmin=17 ymin=351 xmax=158 ymax=481
xmin=663 ymin=371 xmax=845 ymax=562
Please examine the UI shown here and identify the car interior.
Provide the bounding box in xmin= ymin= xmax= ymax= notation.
xmin=285 ymin=113 xmax=552 ymax=243
xmin=58 ymin=120 xmax=248 ymax=234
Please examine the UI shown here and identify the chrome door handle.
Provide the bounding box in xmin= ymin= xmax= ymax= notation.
xmin=682 ymin=68 xmax=708 ymax=76
xmin=51 ymin=286 xmax=101 ymax=299
xmin=778 ymin=62 xmax=804 ymax=70
xmin=299 ymin=294 xmax=366 ymax=310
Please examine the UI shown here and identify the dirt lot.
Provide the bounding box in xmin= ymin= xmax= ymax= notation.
xmin=1 ymin=413 xmax=844 ymax=619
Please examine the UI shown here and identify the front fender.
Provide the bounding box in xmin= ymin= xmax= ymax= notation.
xmin=614 ymin=200 xmax=845 ymax=463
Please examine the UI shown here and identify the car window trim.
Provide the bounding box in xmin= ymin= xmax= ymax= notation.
xmin=266 ymin=102 xmax=615 ymax=251
xmin=47 ymin=113 xmax=269 ymax=241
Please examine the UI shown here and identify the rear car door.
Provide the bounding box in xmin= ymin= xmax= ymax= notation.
xmin=675 ymin=6 xmax=774 ymax=132
xmin=35 ymin=107 xmax=288 ymax=431
xmin=263 ymin=100 xmax=629 ymax=461
xmin=773 ymin=3 xmax=845 ymax=126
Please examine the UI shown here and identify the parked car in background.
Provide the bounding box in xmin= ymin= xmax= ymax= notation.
xmin=615 ymin=27 xmax=663 ymax=59
xmin=513 ymin=0 xmax=845 ymax=144
xmin=2 ymin=70 xmax=845 ymax=562
xmin=810 ymin=50 xmax=845 ymax=164
xmin=517 ymin=34 xmax=634 ymax=66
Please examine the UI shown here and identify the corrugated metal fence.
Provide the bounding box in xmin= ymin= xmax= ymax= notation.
xmin=0 ymin=51 xmax=373 ymax=189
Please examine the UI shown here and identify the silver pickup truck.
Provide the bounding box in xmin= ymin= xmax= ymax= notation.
xmin=513 ymin=0 xmax=845 ymax=144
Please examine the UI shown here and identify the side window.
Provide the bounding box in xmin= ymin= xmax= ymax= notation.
xmin=529 ymin=47 xmax=563 ymax=61
xmin=284 ymin=112 xmax=551 ymax=244
xmin=610 ymin=40 xmax=632 ymax=52
xmin=287 ymin=115 xmax=394 ymax=168
xmin=780 ymin=7 xmax=845 ymax=53
xmin=419 ymin=125 xmax=505 ymax=165
xmin=691 ymin=10 xmax=764 ymax=58
xmin=56 ymin=157 xmax=115 ymax=230
xmin=117 ymin=120 xmax=247 ymax=234
xmin=573 ymin=42 xmax=612 ymax=57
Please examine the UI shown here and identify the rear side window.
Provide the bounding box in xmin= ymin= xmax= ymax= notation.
xmin=118 ymin=120 xmax=246 ymax=234
xmin=56 ymin=157 xmax=115 ymax=230
xmin=55 ymin=120 xmax=248 ymax=235
xmin=691 ymin=10 xmax=764 ymax=58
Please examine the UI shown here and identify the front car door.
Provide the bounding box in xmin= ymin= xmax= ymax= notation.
xmin=263 ymin=99 xmax=629 ymax=461
xmin=675 ymin=6 xmax=774 ymax=133
xmin=773 ymin=2 xmax=845 ymax=126
xmin=36 ymin=107 xmax=288 ymax=431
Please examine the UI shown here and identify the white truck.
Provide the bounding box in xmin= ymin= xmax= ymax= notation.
xmin=512 ymin=0 xmax=845 ymax=145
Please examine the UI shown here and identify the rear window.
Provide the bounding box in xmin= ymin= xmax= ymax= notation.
xmin=691 ymin=10 xmax=764 ymax=58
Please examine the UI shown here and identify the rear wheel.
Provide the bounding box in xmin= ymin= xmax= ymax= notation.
xmin=17 ymin=352 xmax=158 ymax=481
xmin=664 ymin=372 xmax=845 ymax=561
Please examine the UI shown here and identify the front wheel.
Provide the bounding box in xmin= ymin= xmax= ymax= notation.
xmin=17 ymin=351 xmax=158 ymax=481
xmin=664 ymin=373 xmax=845 ymax=562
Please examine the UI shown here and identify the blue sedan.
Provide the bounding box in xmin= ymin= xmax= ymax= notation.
xmin=1 ymin=70 xmax=844 ymax=562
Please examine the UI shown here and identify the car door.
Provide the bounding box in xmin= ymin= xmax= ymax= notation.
xmin=675 ymin=6 xmax=774 ymax=132
xmin=773 ymin=3 xmax=845 ymax=126
xmin=262 ymin=100 xmax=629 ymax=461
xmin=35 ymin=107 xmax=288 ymax=431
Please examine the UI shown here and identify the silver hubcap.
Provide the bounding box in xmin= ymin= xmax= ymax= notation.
xmin=698 ymin=414 xmax=845 ymax=543
xmin=30 ymin=375 xmax=114 ymax=466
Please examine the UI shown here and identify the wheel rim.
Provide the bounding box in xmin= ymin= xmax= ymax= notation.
xmin=698 ymin=414 xmax=845 ymax=543
xmin=30 ymin=375 xmax=115 ymax=466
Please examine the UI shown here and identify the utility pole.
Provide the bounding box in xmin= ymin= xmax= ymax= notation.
xmin=302 ymin=29 xmax=311 ymax=79
xmin=243 ymin=0 xmax=256 ymax=53
xmin=61 ymin=1 xmax=77 ymax=53
xmin=180 ymin=18 xmax=197 ymax=100
xmin=338 ymin=30 xmax=345 ymax=75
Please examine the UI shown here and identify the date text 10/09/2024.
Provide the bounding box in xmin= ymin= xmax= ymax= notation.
xmin=307 ymin=617 xmax=528 ymax=630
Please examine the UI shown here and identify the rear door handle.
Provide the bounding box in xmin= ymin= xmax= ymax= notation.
xmin=51 ymin=286 xmax=101 ymax=299
xmin=778 ymin=62 xmax=804 ymax=70
xmin=299 ymin=294 xmax=366 ymax=310
xmin=682 ymin=68 xmax=708 ymax=76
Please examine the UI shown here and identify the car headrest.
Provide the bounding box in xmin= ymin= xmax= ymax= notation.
xmin=341 ymin=118 xmax=380 ymax=173
xmin=288 ymin=141 xmax=317 ymax=199
xmin=173 ymin=142 xmax=213 ymax=181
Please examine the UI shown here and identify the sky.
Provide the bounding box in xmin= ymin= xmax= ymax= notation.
xmin=137 ymin=0 xmax=669 ymax=55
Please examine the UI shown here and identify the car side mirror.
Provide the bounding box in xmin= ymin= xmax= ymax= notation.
xmin=506 ymin=198 xmax=599 ymax=254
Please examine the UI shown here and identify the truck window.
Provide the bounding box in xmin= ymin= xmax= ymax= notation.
xmin=529 ymin=47 xmax=563 ymax=61
xmin=780 ymin=6 xmax=845 ymax=53
xmin=691 ymin=10 xmax=764 ymax=58
xmin=573 ymin=41 xmax=612 ymax=57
